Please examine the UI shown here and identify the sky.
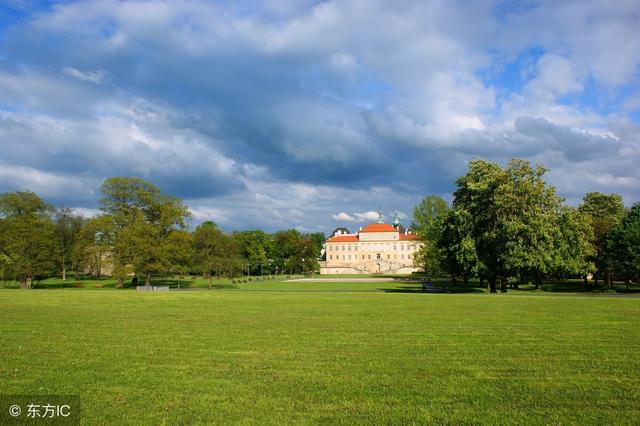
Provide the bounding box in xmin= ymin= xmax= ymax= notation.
xmin=0 ymin=0 xmax=639 ymax=234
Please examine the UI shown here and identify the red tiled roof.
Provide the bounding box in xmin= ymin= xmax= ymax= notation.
xmin=399 ymin=233 xmax=418 ymax=240
xmin=326 ymin=235 xmax=359 ymax=242
xmin=359 ymin=223 xmax=397 ymax=233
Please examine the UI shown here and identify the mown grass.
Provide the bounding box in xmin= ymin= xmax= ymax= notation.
xmin=1 ymin=285 xmax=639 ymax=424
xmin=5 ymin=275 xmax=638 ymax=294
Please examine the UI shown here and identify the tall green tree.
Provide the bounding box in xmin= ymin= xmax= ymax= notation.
xmin=73 ymin=215 xmax=116 ymax=280
xmin=412 ymin=195 xmax=449 ymax=275
xmin=192 ymin=221 xmax=242 ymax=281
xmin=234 ymin=230 xmax=271 ymax=275
xmin=99 ymin=177 xmax=191 ymax=286
xmin=578 ymin=192 xmax=626 ymax=287
xmin=54 ymin=207 xmax=83 ymax=280
xmin=605 ymin=203 xmax=640 ymax=288
xmin=554 ymin=207 xmax=595 ymax=283
xmin=437 ymin=208 xmax=478 ymax=285
xmin=0 ymin=191 xmax=56 ymax=288
xmin=270 ymin=229 xmax=319 ymax=274
xmin=454 ymin=159 xmax=562 ymax=292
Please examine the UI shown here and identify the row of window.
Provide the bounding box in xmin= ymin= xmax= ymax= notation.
xmin=328 ymin=244 xmax=416 ymax=251
xmin=328 ymin=254 xmax=413 ymax=261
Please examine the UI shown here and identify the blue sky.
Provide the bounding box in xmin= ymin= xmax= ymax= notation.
xmin=0 ymin=0 xmax=639 ymax=233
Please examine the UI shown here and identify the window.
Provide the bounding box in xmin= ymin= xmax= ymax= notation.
xmin=387 ymin=254 xmax=390 ymax=259
xmin=368 ymin=254 xmax=371 ymax=260
xmin=376 ymin=253 xmax=381 ymax=259
xmin=401 ymin=245 xmax=404 ymax=250
xmin=393 ymin=245 xmax=396 ymax=250
xmin=329 ymin=255 xmax=332 ymax=260
xmin=408 ymin=255 xmax=412 ymax=259
xmin=348 ymin=255 xmax=351 ymax=260
xmin=362 ymin=255 xmax=365 ymax=259
xmin=348 ymin=245 xmax=351 ymax=251
xmin=401 ymin=254 xmax=404 ymax=260
xmin=341 ymin=245 xmax=345 ymax=251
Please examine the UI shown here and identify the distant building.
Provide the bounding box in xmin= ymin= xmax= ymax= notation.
xmin=320 ymin=209 xmax=422 ymax=274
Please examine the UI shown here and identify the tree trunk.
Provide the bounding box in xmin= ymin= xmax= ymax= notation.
xmin=500 ymin=275 xmax=507 ymax=293
xmin=451 ymin=274 xmax=457 ymax=286
xmin=594 ymin=271 xmax=599 ymax=287
xmin=463 ymin=274 xmax=469 ymax=286
xmin=488 ymin=275 xmax=497 ymax=293
xmin=583 ymin=275 xmax=588 ymax=286
xmin=61 ymin=242 xmax=67 ymax=281
xmin=20 ymin=276 xmax=28 ymax=289
xmin=145 ymin=272 xmax=151 ymax=287
xmin=607 ymin=271 xmax=613 ymax=290
xmin=513 ymin=281 xmax=519 ymax=290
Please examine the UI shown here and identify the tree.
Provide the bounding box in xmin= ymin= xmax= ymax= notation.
xmin=413 ymin=195 xmax=449 ymax=276
xmin=0 ymin=191 xmax=56 ymax=288
xmin=605 ymin=203 xmax=640 ymax=288
xmin=269 ymin=229 xmax=319 ymax=275
xmin=437 ymin=209 xmax=478 ymax=285
xmin=454 ymin=159 xmax=562 ymax=292
xmin=99 ymin=177 xmax=191 ymax=286
xmin=54 ymin=207 xmax=83 ymax=280
xmin=309 ymin=232 xmax=326 ymax=259
xmin=73 ymin=215 xmax=116 ymax=280
xmin=578 ymin=192 xmax=626 ymax=288
xmin=192 ymin=221 xmax=242 ymax=282
xmin=554 ymin=207 xmax=595 ymax=283
xmin=234 ymin=230 xmax=271 ymax=275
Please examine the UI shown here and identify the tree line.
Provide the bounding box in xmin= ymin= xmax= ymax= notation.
xmin=0 ymin=177 xmax=323 ymax=288
xmin=412 ymin=159 xmax=640 ymax=293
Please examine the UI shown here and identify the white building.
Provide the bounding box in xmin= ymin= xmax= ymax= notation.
xmin=320 ymin=210 xmax=422 ymax=275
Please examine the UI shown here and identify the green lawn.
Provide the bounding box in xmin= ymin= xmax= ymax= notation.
xmin=1 ymin=284 xmax=639 ymax=424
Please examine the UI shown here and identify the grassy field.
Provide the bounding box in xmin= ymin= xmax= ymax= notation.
xmin=1 ymin=281 xmax=639 ymax=424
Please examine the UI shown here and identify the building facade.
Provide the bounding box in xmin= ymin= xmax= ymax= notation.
xmin=320 ymin=211 xmax=422 ymax=275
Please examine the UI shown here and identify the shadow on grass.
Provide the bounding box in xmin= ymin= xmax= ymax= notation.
xmin=381 ymin=283 xmax=485 ymax=294
xmin=151 ymin=278 xmax=191 ymax=289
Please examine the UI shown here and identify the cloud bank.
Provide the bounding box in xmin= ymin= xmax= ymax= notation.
xmin=0 ymin=0 xmax=638 ymax=233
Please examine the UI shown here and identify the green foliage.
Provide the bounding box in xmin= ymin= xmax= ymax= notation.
xmin=413 ymin=195 xmax=449 ymax=275
xmin=192 ymin=221 xmax=242 ymax=279
xmin=72 ymin=215 xmax=116 ymax=279
xmin=454 ymin=159 xmax=567 ymax=291
xmin=233 ymin=230 xmax=271 ymax=275
xmin=54 ymin=207 xmax=84 ymax=280
xmin=270 ymin=229 xmax=320 ymax=275
xmin=605 ymin=203 xmax=640 ymax=282
xmin=554 ymin=207 xmax=595 ymax=277
xmin=578 ymin=192 xmax=627 ymax=281
xmin=98 ymin=177 xmax=191 ymax=285
xmin=437 ymin=209 xmax=478 ymax=283
xmin=0 ymin=191 xmax=56 ymax=287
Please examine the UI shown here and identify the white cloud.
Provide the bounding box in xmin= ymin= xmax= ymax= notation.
xmin=332 ymin=212 xmax=355 ymax=221
xmin=62 ymin=67 xmax=109 ymax=84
